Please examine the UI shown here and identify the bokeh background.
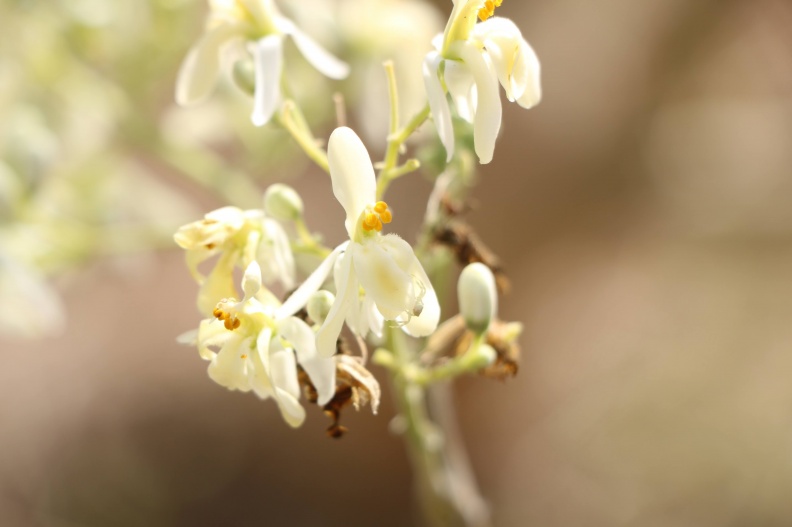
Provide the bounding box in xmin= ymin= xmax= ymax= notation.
xmin=2 ymin=0 xmax=792 ymax=525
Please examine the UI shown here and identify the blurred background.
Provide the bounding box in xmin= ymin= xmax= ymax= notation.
xmin=2 ymin=0 xmax=792 ymax=525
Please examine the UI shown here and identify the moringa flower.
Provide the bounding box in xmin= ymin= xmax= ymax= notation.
xmin=176 ymin=0 xmax=349 ymax=127
xmin=191 ymin=261 xmax=337 ymax=427
xmin=278 ymin=127 xmax=440 ymax=357
xmin=174 ymin=202 xmax=295 ymax=316
xmin=423 ymin=0 xmax=541 ymax=164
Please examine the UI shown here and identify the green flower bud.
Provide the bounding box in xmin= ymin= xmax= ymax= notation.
xmin=307 ymin=290 xmax=335 ymax=325
xmin=264 ymin=183 xmax=304 ymax=221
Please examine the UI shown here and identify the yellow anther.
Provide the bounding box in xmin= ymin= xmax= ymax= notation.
xmin=374 ymin=201 xmax=389 ymax=213
xmin=365 ymin=212 xmax=378 ymax=228
xmin=362 ymin=222 xmax=374 ymax=232
xmin=374 ymin=217 xmax=383 ymax=232
xmin=223 ymin=317 xmax=241 ymax=330
xmin=477 ymin=0 xmax=502 ymax=21
xmin=240 ymin=354 xmax=248 ymax=359
xmin=380 ymin=210 xmax=392 ymax=224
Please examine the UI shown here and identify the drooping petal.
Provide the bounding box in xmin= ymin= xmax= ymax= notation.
xmin=278 ymin=19 xmax=350 ymax=80
xmin=278 ymin=316 xmax=337 ymax=406
xmin=269 ymin=346 xmax=301 ymax=399
xmin=277 ymin=241 xmax=349 ymax=318
xmin=176 ymin=23 xmax=246 ymax=106
xmin=316 ymin=249 xmax=357 ymax=358
xmin=273 ymin=387 xmax=306 ymax=427
xmin=453 ymin=40 xmax=501 ymax=164
xmin=327 ymin=127 xmax=376 ymax=238
xmin=352 ymin=237 xmax=415 ymax=321
xmin=251 ymin=35 xmax=285 ymax=127
xmin=516 ymin=38 xmax=542 ymax=110
xmin=249 ymin=328 xmax=275 ymax=399
xmin=423 ymin=52 xmax=455 ymax=162
xmin=444 ymin=60 xmax=477 ymax=123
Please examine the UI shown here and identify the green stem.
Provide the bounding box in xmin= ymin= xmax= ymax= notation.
xmin=376 ymin=105 xmax=431 ymax=200
xmin=276 ymin=101 xmax=330 ymax=174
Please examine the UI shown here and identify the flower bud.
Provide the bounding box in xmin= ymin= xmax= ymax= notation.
xmin=457 ymin=262 xmax=497 ymax=335
xmin=264 ymin=184 xmax=304 ymax=221
xmin=307 ymin=290 xmax=335 ymax=325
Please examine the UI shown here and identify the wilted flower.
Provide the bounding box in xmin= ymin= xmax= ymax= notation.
xmin=176 ymin=0 xmax=349 ymax=126
xmin=424 ymin=0 xmax=541 ymax=163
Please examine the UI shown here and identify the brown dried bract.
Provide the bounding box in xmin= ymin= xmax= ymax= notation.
xmin=432 ymin=222 xmax=510 ymax=294
xmin=298 ymin=354 xmax=381 ymax=439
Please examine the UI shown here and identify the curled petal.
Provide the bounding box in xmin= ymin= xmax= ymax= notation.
xmin=269 ymin=346 xmax=305 ymax=427
xmin=516 ymin=39 xmax=542 ymax=110
xmin=316 ymin=250 xmax=357 ymax=358
xmin=402 ymin=254 xmax=441 ymax=338
xmin=328 ymin=127 xmax=376 ymax=238
xmin=453 ymin=40 xmax=501 ymax=164
xmin=423 ymin=52 xmax=455 ymax=162
xmin=176 ymin=23 xmax=246 ymax=106
xmin=278 ymin=317 xmax=337 ymax=406
xmin=278 ymin=19 xmax=350 ymax=80
xmin=251 ymin=35 xmax=285 ymax=127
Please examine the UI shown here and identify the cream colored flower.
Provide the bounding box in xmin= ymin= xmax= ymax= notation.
xmin=191 ymin=261 xmax=337 ymax=427
xmin=176 ymin=0 xmax=349 ymax=127
xmin=278 ymin=127 xmax=440 ymax=357
xmin=424 ymin=0 xmax=541 ymax=164
xmin=174 ymin=203 xmax=295 ymax=316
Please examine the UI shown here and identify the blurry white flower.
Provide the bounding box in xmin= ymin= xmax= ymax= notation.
xmin=424 ymin=0 xmax=541 ymax=163
xmin=173 ymin=201 xmax=295 ymax=316
xmin=278 ymin=127 xmax=440 ymax=357
xmin=176 ymin=0 xmax=349 ymax=127
xmin=458 ymin=262 xmax=497 ymax=334
xmin=192 ymin=261 xmax=337 ymax=427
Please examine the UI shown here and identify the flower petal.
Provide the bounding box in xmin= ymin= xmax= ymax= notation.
xmin=278 ymin=317 xmax=337 ymax=406
xmin=316 ymin=249 xmax=357 ymax=358
xmin=176 ymin=23 xmax=245 ymax=106
xmin=277 ymin=241 xmax=349 ymax=318
xmin=208 ymin=335 xmax=252 ymax=391
xmin=454 ymin=40 xmax=501 ymax=164
xmin=278 ymin=19 xmax=350 ymax=80
xmin=328 ymin=127 xmax=376 ymax=238
xmin=402 ymin=251 xmax=440 ymax=338
xmin=516 ymin=38 xmax=542 ymax=110
xmin=444 ymin=60 xmax=476 ymax=123
xmin=352 ymin=237 xmax=414 ymax=321
xmin=259 ymin=218 xmax=296 ymax=290
xmin=423 ymin=52 xmax=455 ymax=162
xmin=251 ymin=35 xmax=285 ymax=127
xmin=197 ymin=250 xmax=238 ymax=317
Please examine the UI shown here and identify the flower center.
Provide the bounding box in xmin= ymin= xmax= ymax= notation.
xmin=478 ymin=0 xmax=503 ymax=22
xmin=361 ymin=201 xmax=393 ymax=233
xmin=213 ymin=301 xmax=242 ymax=330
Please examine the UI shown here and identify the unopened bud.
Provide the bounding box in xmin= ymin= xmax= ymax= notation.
xmin=458 ymin=263 xmax=497 ymax=335
xmin=264 ymin=183 xmax=304 ymax=221
xmin=461 ymin=343 xmax=497 ymax=370
xmin=307 ymin=290 xmax=335 ymax=325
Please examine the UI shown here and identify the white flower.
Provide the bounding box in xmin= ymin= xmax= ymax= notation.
xmin=176 ymin=0 xmax=349 ymax=127
xmin=423 ymin=0 xmax=541 ymax=164
xmin=278 ymin=127 xmax=440 ymax=357
xmin=191 ymin=261 xmax=337 ymax=427
xmin=174 ymin=203 xmax=295 ymax=316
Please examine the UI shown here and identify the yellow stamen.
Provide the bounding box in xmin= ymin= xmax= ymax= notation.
xmin=379 ymin=210 xmax=392 ymax=224
xmin=374 ymin=217 xmax=383 ymax=232
xmin=240 ymin=354 xmax=248 ymax=359
xmin=478 ymin=0 xmax=503 ymax=22
xmin=365 ymin=213 xmax=379 ymax=228
xmin=374 ymin=201 xmax=388 ymax=213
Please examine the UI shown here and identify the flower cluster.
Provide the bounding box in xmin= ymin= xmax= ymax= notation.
xmin=175 ymin=0 xmax=539 ymax=432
